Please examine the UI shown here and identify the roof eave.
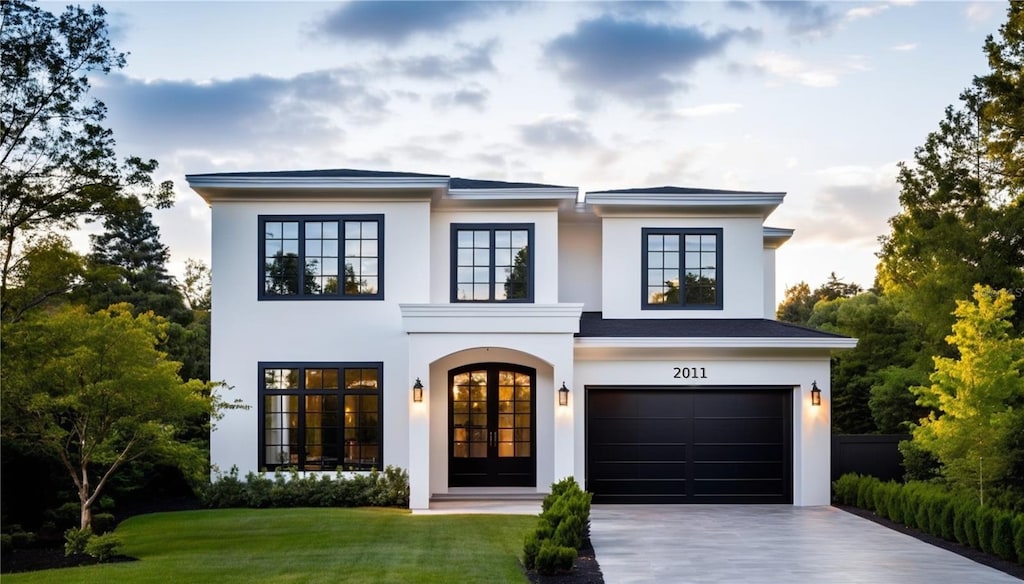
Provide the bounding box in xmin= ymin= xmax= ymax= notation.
xmin=574 ymin=337 xmax=859 ymax=349
xmin=186 ymin=175 xmax=451 ymax=203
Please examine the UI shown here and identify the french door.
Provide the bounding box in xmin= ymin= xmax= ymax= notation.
xmin=449 ymin=363 xmax=536 ymax=487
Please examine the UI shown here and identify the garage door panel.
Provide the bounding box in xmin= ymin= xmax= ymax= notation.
xmin=592 ymin=460 xmax=688 ymax=480
xmin=694 ymin=478 xmax=786 ymax=496
xmin=593 ymin=479 xmax=688 ymax=495
xmin=693 ymin=418 xmax=784 ymax=443
xmin=694 ymin=443 xmax=785 ymax=462
xmin=693 ymin=461 xmax=785 ymax=480
xmin=587 ymin=388 xmax=791 ymax=504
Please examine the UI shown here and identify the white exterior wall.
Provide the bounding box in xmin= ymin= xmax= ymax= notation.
xmin=558 ymin=219 xmax=602 ymax=310
xmin=209 ymin=199 xmax=431 ymax=476
xmin=573 ymin=349 xmax=832 ymax=506
xmin=763 ymin=248 xmax=777 ymax=319
xmin=601 ymin=216 xmax=765 ymax=319
xmin=429 ymin=209 xmax=560 ymax=304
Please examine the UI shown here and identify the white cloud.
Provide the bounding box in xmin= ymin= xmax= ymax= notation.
xmin=965 ymin=2 xmax=997 ymax=24
xmin=845 ymin=5 xmax=889 ymax=21
xmin=756 ymin=52 xmax=839 ymax=88
xmin=675 ymin=103 xmax=743 ymax=118
xmin=891 ymin=43 xmax=918 ymax=52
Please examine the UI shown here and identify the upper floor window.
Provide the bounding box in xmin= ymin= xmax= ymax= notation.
xmin=259 ymin=215 xmax=383 ymax=300
xmin=260 ymin=362 xmax=382 ymax=471
xmin=642 ymin=228 xmax=722 ymax=310
xmin=451 ymin=224 xmax=534 ymax=302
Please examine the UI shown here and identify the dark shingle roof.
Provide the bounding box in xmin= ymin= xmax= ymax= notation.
xmin=576 ymin=312 xmax=848 ymax=338
xmin=186 ymin=168 xmax=448 ymax=179
xmin=587 ymin=186 xmax=783 ymax=196
xmin=450 ymin=177 xmax=572 ymax=189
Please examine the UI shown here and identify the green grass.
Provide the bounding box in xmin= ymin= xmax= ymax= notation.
xmin=6 ymin=508 xmax=536 ymax=583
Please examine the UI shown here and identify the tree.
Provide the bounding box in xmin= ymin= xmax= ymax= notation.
xmin=809 ymin=292 xmax=925 ymax=433
xmin=180 ymin=259 xmax=211 ymax=311
xmin=974 ymin=2 xmax=1024 ymax=191
xmin=0 ymin=232 xmax=87 ymax=322
xmin=85 ymin=199 xmax=190 ymax=324
xmin=910 ymin=285 xmax=1024 ymax=494
xmin=0 ymin=304 xmax=221 ymax=530
xmin=0 ymin=0 xmax=172 ymax=307
xmin=777 ymin=274 xmax=862 ymax=325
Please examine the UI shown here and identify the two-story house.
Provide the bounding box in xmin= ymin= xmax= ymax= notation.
xmin=186 ymin=168 xmax=855 ymax=509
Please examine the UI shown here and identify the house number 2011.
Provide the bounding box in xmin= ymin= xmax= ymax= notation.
xmin=673 ymin=367 xmax=707 ymax=379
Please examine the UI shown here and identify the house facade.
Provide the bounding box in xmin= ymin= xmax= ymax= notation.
xmin=187 ymin=168 xmax=855 ymax=510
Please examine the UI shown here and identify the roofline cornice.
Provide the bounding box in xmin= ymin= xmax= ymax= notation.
xmin=185 ymin=175 xmax=451 ymax=190
xmin=447 ymin=187 xmax=579 ymax=200
xmin=584 ymin=192 xmax=785 ymax=207
xmin=574 ymin=337 xmax=858 ymax=350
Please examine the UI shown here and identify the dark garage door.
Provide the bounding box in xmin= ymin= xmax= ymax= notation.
xmin=586 ymin=387 xmax=792 ymax=504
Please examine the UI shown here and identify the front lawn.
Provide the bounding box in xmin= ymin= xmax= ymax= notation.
xmin=5 ymin=508 xmax=536 ymax=583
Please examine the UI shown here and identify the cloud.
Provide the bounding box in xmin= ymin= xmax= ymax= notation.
xmin=519 ymin=117 xmax=597 ymax=150
xmin=432 ymin=87 xmax=489 ymax=111
xmin=316 ymin=1 xmax=508 ymax=44
xmin=845 ymin=4 xmax=889 ymax=21
xmin=755 ymin=51 xmax=839 ymax=87
xmin=545 ymin=16 xmax=760 ymax=101
xmin=797 ymin=164 xmax=901 ymax=244
xmin=965 ymin=2 xmax=997 ymax=24
xmin=890 ymin=42 xmax=918 ymax=52
xmin=675 ymin=103 xmax=743 ymax=118
xmin=378 ymin=40 xmax=496 ymax=80
xmin=93 ymin=69 xmax=387 ymax=159
xmin=759 ymin=1 xmax=842 ymax=37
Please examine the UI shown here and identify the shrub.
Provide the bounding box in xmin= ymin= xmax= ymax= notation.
xmin=977 ymin=507 xmax=995 ymax=554
xmin=553 ymin=513 xmax=584 ymax=550
xmin=899 ymin=440 xmax=939 ymax=482
xmin=991 ymin=511 xmax=1016 ymax=562
xmin=85 ymin=533 xmax=123 ymax=562
xmin=200 ymin=465 xmax=409 ymax=509
xmin=92 ymin=513 xmax=116 ymax=535
xmin=0 ymin=534 xmax=11 ymax=554
xmin=938 ymin=498 xmax=955 ymax=541
xmin=831 ymin=473 xmax=860 ymax=505
xmin=523 ymin=530 xmax=542 ymax=570
xmin=964 ymin=508 xmax=980 ymax=549
xmin=10 ymin=530 xmax=35 ymax=548
xmin=64 ymin=528 xmax=92 ymax=556
xmin=535 ymin=540 xmax=576 ymax=575
xmin=1013 ymin=516 xmax=1024 ymax=564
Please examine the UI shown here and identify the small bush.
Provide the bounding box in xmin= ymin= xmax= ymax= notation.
xmin=899 ymin=440 xmax=939 ymax=482
xmin=977 ymin=507 xmax=995 ymax=554
xmin=831 ymin=473 xmax=860 ymax=505
xmin=535 ymin=541 xmax=576 ymax=575
xmin=965 ymin=508 xmax=980 ymax=549
xmin=1 ymin=534 xmax=12 ymax=553
xmin=64 ymin=528 xmax=92 ymax=556
xmin=991 ymin=511 xmax=1016 ymax=562
xmin=85 ymin=533 xmax=123 ymax=562
xmin=200 ymin=465 xmax=409 ymax=509
xmin=1013 ymin=516 xmax=1024 ymax=564
xmin=92 ymin=513 xmax=117 ymax=535
xmin=523 ymin=530 xmax=542 ymax=570
xmin=10 ymin=530 xmax=35 ymax=548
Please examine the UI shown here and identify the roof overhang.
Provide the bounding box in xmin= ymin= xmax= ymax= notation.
xmin=584 ymin=190 xmax=786 ymax=219
xmin=186 ymin=174 xmax=450 ymax=204
xmin=575 ymin=336 xmax=858 ymax=350
xmin=763 ymin=226 xmax=795 ymax=249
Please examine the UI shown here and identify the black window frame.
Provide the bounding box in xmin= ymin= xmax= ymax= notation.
xmin=258 ymin=214 xmax=384 ymax=301
xmin=450 ymin=223 xmax=535 ymax=303
xmin=258 ymin=361 xmax=383 ymax=472
xmin=641 ymin=227 xmax=723 ymax=310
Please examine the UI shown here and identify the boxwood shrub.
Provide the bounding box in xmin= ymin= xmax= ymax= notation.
xmin=832 ymin=472 xmax=1024 ymax=565
xmin=200 ymin=465 xmax=409 ymax=509
xmin=523 ymin=477 xmax=592 ymax=575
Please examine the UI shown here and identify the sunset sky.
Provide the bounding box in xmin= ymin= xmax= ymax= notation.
xmin=55 ymin=0 xmax=1007 ymax=299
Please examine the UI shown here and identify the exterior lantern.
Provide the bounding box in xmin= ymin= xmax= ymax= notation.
xmin=412 ymin=377 xmax=424 ymax=403
xmin=558 ymin=381 xmax=570 ymax=407
xmin=810 ymin=381 xmax=821 ymax=407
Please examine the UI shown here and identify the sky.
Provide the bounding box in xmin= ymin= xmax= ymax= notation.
xmin=53 ymin=0 xmax=1008 ymax=301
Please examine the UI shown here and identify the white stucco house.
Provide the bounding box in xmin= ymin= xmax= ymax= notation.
xmin=186 ymin=168 xmax=856 ymax=509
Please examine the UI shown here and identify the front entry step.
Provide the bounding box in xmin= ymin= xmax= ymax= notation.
xmin=431 ymin=489 xmax=545 ymax=502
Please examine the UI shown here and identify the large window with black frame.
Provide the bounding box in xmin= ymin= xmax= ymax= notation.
xmin=260 ymin=215 xmax=383 ymax=300
xmin=642 ymin=227 xmax=723 ymax=310
xmin=451 ymin=223 xmax=534 ymax=302
xmin=260 ymin=362 xmax=382 ymax=471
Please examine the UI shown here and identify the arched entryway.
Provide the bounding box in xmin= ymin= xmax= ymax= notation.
xmin=448 ymin=363 xmax=536 ymax=487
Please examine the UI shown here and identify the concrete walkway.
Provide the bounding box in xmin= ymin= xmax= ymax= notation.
xmin=590 ymin=505 xmax=1021 ymax=584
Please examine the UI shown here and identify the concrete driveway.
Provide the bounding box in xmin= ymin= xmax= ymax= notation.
xmin=590 ymin=505 xmax=1021 ymax=584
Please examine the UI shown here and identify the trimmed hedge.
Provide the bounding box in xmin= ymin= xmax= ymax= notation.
xmin=833 ymin=473 xmax=1024 ymax=565
xmin=523 ymin=477 xmax=593 ymax=575
xmin=200 ymin=465 xmax=409 ymax=508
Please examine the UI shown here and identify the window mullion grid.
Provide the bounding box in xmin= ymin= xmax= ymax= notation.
xmin=488 ymin=229 xmax=497 ymax=301
xmin=297 ymin=221 xmax=307 ymax=298
xmin=297 ymin=369 xmax=306 ymax=468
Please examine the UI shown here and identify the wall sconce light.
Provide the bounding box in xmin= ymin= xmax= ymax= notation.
xmin=810 ymin=381 xmax=821 ymax=406
xmin=412 ymin=377 xmax=424 ymax=403
xmin=558 ymin=381 xmax=570 ymax=407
